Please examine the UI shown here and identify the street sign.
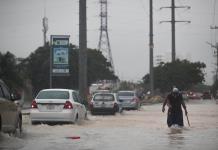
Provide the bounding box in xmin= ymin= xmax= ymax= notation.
xmin=51 ymin=35 xmax=70 ymax=76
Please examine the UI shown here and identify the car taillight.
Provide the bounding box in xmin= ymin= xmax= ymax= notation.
xmin=63 ymin=101 xmax=73 ymax=109
xmin=31 ymin=100 xmax=38 ymax=109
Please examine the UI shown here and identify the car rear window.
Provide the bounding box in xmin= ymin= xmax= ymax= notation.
xmin=118 ymin=92 xmax=134 ymax=97
xmin=36 ymin=91 xmax=69 ymax=99
xmin=93 ymin=94 xmax=114 ymax=101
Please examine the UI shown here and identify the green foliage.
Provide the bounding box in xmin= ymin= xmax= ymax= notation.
xmin=0 ymin=51 xmax=23 ymax=90
xmin=87 ymin=49 xmax=117 ymax=83
xmin=190 ymin=83 xmax=211 ymax=92
xmin=143 ymin=59 xmax=206 ymax=93
xmin=118 ymin=81 xmax=136 ymax=91
xmin=20 ymin=44 xmax=117 ymax=96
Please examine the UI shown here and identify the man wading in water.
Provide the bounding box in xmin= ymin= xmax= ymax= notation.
xmin=162 ymin=87 xmax=188 ymax=127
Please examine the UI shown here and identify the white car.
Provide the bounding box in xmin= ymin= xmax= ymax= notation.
xmin=30 ymin=89 xmax=87 ymax=124
xmin=89 ymin=93 xmax=122 ymax=115
xmin=0 ymin=79 xmax=22 ymax=135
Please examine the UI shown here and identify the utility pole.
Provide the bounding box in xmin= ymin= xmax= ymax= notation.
xmin=160 ymin=0 xmax=190 ymax=62
xmin=207 ymin=42 xmax=218 ymax=81
xmin=208 ymin=25 xmax=218 ymax=81
xmin=42 ymin=17 xmax=48 ymax=46
xmin=79 ymin=0 xmax=87 ymax=103
xmin=149 ymin=0 xmax=154 ymax=95
xmin=42 ymin=0 xmax=48 ymax=47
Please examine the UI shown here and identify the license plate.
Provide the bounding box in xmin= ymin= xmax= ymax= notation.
xmin=47 ymin=105 xmax=55 ymax=110
xmin=101 ymin=103 xmax=105 ymax=107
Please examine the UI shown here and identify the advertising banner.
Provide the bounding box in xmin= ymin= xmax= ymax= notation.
xmin=51 ymin=35 xmax=70 ymax=76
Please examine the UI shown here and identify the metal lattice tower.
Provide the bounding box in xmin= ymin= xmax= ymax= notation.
xmin=98 ymin=0 xmax=114 ymax=72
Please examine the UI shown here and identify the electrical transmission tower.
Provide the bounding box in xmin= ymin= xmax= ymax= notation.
xmin=160 ymin=0 xmax=190 ymax=62
xmin=98 ymin=0 xmax=115 ymax=72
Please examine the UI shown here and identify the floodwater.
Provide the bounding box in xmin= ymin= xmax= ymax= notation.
xmin=0 ymin=100 xmax=218 ymax=150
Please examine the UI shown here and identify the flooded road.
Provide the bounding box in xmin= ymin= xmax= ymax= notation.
xmin=0 ymin=100 xmax=218 ymax=150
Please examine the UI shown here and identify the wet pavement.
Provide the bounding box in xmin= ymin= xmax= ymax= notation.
xmin=0 ymin=100 xmax=218 ymax=150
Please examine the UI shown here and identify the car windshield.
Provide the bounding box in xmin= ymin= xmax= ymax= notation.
xmin=93 ymin=94 xmax=114 ymax=101
xmin=118 ymin=92 xmax=134 ymax=97
xmin=36 ymin=90 xmax=69 ymax=99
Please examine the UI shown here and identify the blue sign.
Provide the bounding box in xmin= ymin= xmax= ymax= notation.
xmin=51 ymin=35 xmax=70 ymax=76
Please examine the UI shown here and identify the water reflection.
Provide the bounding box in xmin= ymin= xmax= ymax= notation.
xmin=168 ymin=127 xmax=185 ymax=148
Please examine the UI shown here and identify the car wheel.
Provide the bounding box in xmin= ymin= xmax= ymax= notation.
xmin=11 ymin=116 xmax=22 ymax=137
xmin=74 ymin=114 xmax=79 ymax=124
xmin=112 ymin=111 xmax=116 ymax=115
xmin=18 ymin=116 xmax=22 ymax=133
xmin=137 ymin=103 xmax=141 ymax=110
xmin=91 ymin=111 xmax=95 ymax=115
xmin=84 ymin=111 xmax=88 ymax=120
xmin=16 ymin=116 xmax=22 ymax=137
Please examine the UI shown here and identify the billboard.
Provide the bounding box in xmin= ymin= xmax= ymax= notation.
xmin=51 ymin=35 xmax=70 ymax=76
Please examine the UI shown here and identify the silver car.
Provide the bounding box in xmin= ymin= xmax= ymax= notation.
xmin=30 ymin=89 xmax=87 ymax=124
xmin=118 ymin=91 xmax=140 ymax=110
xmin=89 ymin=93 xmax=121 ymax=115
xmin=0 ymin=79 xmax=22 ymax=135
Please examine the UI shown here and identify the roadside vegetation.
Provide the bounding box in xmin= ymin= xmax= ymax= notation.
xmin=143 ymin=59 xmax=206 ymax=93
xmin=0 ymin=44 xmax=117 ymax=98
xmin=0 ymin=46 xmax=215 ymax=103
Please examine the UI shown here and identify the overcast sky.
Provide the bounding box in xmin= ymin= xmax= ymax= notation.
xmin=0 ymin=0 xmax=217 ymax=85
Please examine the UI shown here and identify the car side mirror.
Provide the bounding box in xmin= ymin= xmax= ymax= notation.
xmin=11 ymin=93 xmax=21 ymax=101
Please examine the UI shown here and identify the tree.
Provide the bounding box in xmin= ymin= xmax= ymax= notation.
xmin=143 ymin=59 xmax=206 ymax=93
xmin=87 ymin=49 xmax=117 ymax=84
xmin=0 ymin=51 xmax=23 ymax=90
xmin=21 ymin=44 xmax=117 ymax=96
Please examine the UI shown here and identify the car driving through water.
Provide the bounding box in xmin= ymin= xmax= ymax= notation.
xmin=117 ymin=91 xmax=140 ymax=110
xmin=30 ymin=89 xmax=87 ymax=124
xmin=0 ymin=79 xmax=22 ymax=135
xmin=89 ymin=93 xmax=121 ymax=115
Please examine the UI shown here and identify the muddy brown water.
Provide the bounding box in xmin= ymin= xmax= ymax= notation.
xmin=0 ymin=100 xmax=217 ymax=150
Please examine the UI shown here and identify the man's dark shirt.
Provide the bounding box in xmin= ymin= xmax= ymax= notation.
xmin=167 ymin=92 xmax=183 ymax=112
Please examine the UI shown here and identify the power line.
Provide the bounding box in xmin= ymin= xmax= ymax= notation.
xmin=160 ymin=0 xmax=190 ymax=62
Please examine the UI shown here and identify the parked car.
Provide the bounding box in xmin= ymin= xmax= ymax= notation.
xmin=117 ymin=91 xmax=140 ymax=110
xmin=89 ymin=93 xmax=121 ymax=115
xmin=30 ymin=89 xmax=87 ymax=124
xmin=187 ymin=91 xmax=202 ymax=100
xmin=0 ymin=79 xmax=22 ymax=135
xmin=201 ymin=92 xmax=212 ymax=99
